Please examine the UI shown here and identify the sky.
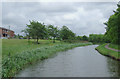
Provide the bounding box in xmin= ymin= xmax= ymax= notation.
xmin=2 ymin=2 xmax=118 ymax=36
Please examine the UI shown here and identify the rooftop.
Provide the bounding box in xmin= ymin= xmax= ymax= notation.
xmin=0 ymin=27 xmax=14 ymax=32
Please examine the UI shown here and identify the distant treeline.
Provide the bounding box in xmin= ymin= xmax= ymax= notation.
xmin=20 ymin=20 xmax=111 ymax=44
xmin=20 ymin=20 xmax=108 ymax=44
xmin=76 ymin=34 xmax=110 ymax=43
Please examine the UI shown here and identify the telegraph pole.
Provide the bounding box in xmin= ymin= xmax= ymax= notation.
xmin=9 ymin=26 xmax=10 ymax=39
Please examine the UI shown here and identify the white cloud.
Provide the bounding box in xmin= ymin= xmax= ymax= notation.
xmin=2 ymin=2 xmax=118 ymax=36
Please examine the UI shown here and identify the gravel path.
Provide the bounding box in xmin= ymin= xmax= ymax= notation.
xmin=105 ymin=44 xmax=120 ymax=52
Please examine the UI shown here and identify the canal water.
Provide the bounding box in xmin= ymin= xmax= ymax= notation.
xmin=16 ymin=45 xmax=120 ymax=77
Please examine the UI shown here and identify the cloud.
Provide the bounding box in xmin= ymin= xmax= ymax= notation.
xmin=2 ymin=2 xmax=118 ymax=36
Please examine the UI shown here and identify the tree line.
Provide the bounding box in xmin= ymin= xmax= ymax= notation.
xmin=104 ymin=3 xmax=120 ymax=45
xmin=22 ymin=20 xmax=96 ymax=44
xmin=21 ymin=20 xmax=110 ymax=44
xmin=22 ymin=20 xmax=108 ymax=44
xmin=22 ymin=21 xmax=76 ymax=44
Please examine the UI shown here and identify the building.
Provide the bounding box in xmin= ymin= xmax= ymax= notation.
xmin=0 ymin=27 xmax=15 ymax=38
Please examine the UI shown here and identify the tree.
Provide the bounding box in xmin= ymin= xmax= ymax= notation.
xmin=21 ymin=28 xmax=30 ymax=41
xmin=47 ymin=25 xmax=59 ymax=43
xmin=88 ymin=34 xmax=106 ymax=43
xmin=24 ymin=21 xmax=47 ymax=44
xmin=82 ymin=35 xmax=88 ymax=41
xmin=76 ymin=36 xmax=82 ymax=40
xmin=104 ymin=3 xmax=120 ymax=45
xmin=60 ymin=26 xmax=75 ymax=40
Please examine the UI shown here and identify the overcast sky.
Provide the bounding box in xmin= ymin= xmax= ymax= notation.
xmin=2 ymin=2 xmax=118 ymax=36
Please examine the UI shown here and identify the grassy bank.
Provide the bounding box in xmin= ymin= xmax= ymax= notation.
xmin=109 ymin=43 xmax=120 ymax=50
xmin=2 ymin=39 xmax=92 ymax=77
xmin=95 ymin=43 xmax=120 ymax=60
xmin=2 ymin=39 xmax=60 ymax=57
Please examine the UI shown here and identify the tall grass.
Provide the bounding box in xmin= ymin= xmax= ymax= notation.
xmin=2 ymin=42 xmax=92 ymax=77
xmin=2 ymin=39 xmax=60 ymax=57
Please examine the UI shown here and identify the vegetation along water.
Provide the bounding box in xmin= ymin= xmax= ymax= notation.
xmin=1 ymin=2 xmax=120 ymax=78
xmin=2 ymin=39 xmax=92 ymax=77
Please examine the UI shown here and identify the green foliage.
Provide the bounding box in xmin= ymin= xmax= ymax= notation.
xmin=2 ymin=42 xmax=92 ymax=77
xmin=82 ymin=35 xmax=88 ymax=41
xmin=76 ymin=35 xmax=88 ymax=41
xmin=23 ymin=22 xmax=77 ymax=43
xmin=24 ymin=21 xmax=48 ymax=43
xmin=21 ymin=29 xmax=30 ymax=39
xmin=76 ymin=36 xmax=82 ymax=40
xmin=60 ymin=26 xmax=76 ymax=40
xmin=47 ymin=25 xmax=59 ymax=43
xmin=104 ymin=3 xmax=120 ymax=45
xmin=89 ymin=34 xmax=107 ymax=43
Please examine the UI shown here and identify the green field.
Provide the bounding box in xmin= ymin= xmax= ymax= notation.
xmin=2 ymin=39 xmax=92 ymax=77
xmin=96 ymin=43 xmax=120 ymax=60
xmin=2 ymin=39 xmax=60 ymax=57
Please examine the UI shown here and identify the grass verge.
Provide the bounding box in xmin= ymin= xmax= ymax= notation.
xmin=2 ymin=42 xmax=92 ymax=78
xmin=2 ymin=39 xmax=60 ymax=57
xmin=109 ymin=43 xmax=120 ymax=50
xmin=95 ymin=43 xmax=120 ymax=61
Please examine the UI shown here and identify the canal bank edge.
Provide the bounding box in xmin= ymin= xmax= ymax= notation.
xmin=95 ymin=43 xmax=120 ymax=61
xmin=2 ymin=42 xmax=92 ymax=78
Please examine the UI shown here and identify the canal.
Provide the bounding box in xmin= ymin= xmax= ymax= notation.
xmin=16 ymin=45 xmax=120 ymax=77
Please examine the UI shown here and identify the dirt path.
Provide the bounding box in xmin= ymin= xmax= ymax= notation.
xmin=105 ymin=44 xmax=120 ymax=52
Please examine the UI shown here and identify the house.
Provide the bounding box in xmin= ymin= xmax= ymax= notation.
xmin=0 ymin=27 xmax=15 ymax=38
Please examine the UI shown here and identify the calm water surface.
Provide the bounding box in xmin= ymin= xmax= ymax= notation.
xmin=16 ymin=45 xmax=120 ymax=77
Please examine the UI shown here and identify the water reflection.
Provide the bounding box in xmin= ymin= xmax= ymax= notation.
xmin=106 ymin=58 xmax=120 ymax=77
